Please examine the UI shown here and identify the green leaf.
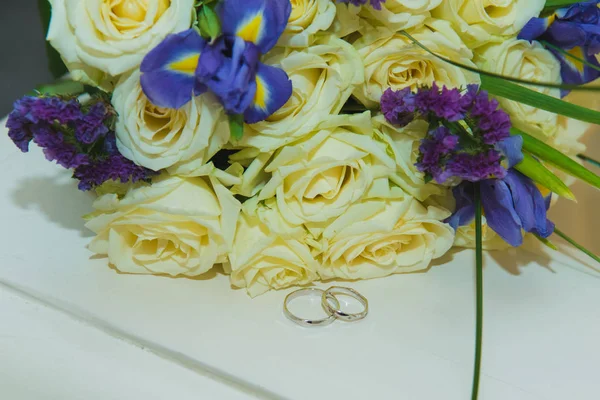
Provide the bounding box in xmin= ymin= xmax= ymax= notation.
xmin=35 ymin=80 xmax=85 ymax=96
xmin=512 ymin=128 xmax=600 ymax=191
xmin=399 ymin=30 xmax=600 ymax=93
xmin=515 ymin=153 xmax=576 ymax=200
xmin=471 ymin=183 xmax=484 ymax=400
xmin=229 ymin=114 xmax=244 ymax=141
xmin=481 ymin=75 xmax=600 ymax=125
xmin=554 ymin=228 xmax=600 ymax=264
xmin=37 ymin=0 xmax=67 ymax=78
xmin=197 ymin=4 xmax=221 ymax=39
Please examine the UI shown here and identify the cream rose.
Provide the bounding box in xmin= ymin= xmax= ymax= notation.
xmin=225 ymin=200 xmax=319 ymax=297
xmin=47 ymin=0 xmax=194 ymax=86
xmin=372 ymin=115 xmax=447 ymax=201
xmin=550 ymin=87 xmax=597 ymax=156
xmin=255 ymin=113 xmax=396 ymax=227
xmin=330 ymin=3 xmax=362 ymax=38
xmin=552 ymin=116 xmax=589 ymax=157
xmin=475 ymin=39 xmax=562 ymax=140
xmin=358 ymin=0 xmax=443 ymax=32
xmin=239 ymin=34 xmax=363 ymax=153
xmin=113 ymin=70 xmax=230 ymax=174
xmin=431 ymin=0 xmax=545 ymax=49
xmin=454 ymin=219 xmax=511 ymax=250
xmin=317 ymin=189 xmax=455 ymax=280
xmin=353 ymin=20 xmax=479 ymax=108
xmin=278 ymin=0 xmax=337 ymax=48
xmin=86 ymin=173 xmax=241 ymax=277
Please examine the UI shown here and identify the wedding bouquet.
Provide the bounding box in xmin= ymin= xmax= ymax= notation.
xmin=7 ymin=0 xmax=600 ymax=397
xmin=9 ymin=0 xmax=600 ymax=292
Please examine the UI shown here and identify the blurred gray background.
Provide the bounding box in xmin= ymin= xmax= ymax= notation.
xmin=0 ymin=1 xmax=54 ymax=116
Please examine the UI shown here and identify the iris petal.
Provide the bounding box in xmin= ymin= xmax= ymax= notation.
xmin=547 ymin=21 xmax=588 ymax=49
xmin=496 ymin=136 xmax=524 ymax=169
xmin=480 ymin=179 xmax=524 ymax=247
xmin=548 ymin=46 xmax=600 ymax=95
xmin=508 ymin=171 xmax=554 ymax=238
xmin=518 ymin=16 xmax=554 ymax=41
xmin=446 ymin=182 xmax=476 ymax=231
xmin=140 ymin=29 xmax=207 ymax=109
xmin=243 ymin=62 xmax=292 ymax=124
xmin=218 ymin=0 xmax=291 ymax=54
xmin=502 ymin=170 xmax=540 ymax=234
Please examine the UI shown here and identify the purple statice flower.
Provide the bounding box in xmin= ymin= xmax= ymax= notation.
xmin=386 ymin=82 xmax=550 ymax=248
xmin=459 ymin=84 xmax=479 ymax=110
xmin=383 ymin=83 xmax=467 ymax=128
xmin=32 ymin=123 xmax=89 ymax=169
xmin=430 ymin=86 xmax=465 ymax=122
xmin=6 ymin=93 xmax=159 ymax=191
xmin=416 ymin=126 xmax=459 ymax=182
xmin=73 ymin=133 xmax=158 ymax=191
xmin=381 ymin=87 xmax=416 ymax=126
xmin=415 ymin=83 xmax=466 ymax=122
xmin=445 ymin=150 xmax=507 ymax=182
xmin=7 ymin=96 xmax=85 ymax=152
xmin=336 ymin=0 xmax=386 ymax=9
xmin=468 ymin=88 xmax=511 ymax=145
xmin=480 ymin=110 xmax=511 ymax=144
xmin=384 ymin=83 xmax=519 ymax=185
xmin=413 ymin=85 xmax=437 ymax=115
xmin=73 ymin=155 xmax=157 ymax=191
xmin=6 ymin=101 xmax=35 ymax=152
xmin=31 ymin=96 xmax=82 ymax=125
xmin=470 ymin=89 xmax=499 ymax=118
xmin=73 ymin=102 xmax=110 ymax=144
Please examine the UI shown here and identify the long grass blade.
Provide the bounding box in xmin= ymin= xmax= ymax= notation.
xmin=400 ymin=31 xmax=600 ymax=93
xmin=481 ymin=75 xmax=600 ymax=125
xmin=554 ymin=228 xmax=600 ymax=264
xmin=512 ymin=128 xmax=600 ymax=190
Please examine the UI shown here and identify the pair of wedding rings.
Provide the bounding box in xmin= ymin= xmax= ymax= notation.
xmin=283 ymin=287 xmax=369 ymax=327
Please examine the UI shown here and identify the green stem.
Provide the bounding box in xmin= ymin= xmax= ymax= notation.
xmin=578 ymin=154 xmax=600 ymax=169
xmin=472 ymin=183 xmax=484 ymax=400
xmin=554 ymin=228 xmax=600 ymax=264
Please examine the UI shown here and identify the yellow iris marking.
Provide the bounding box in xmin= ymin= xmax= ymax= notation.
xmin=237 ymin=13 xmax=264 ymax=44
xmin=169 ymin=54 xmax=200 ymax=75
xmin=547 ymin=13 xmax=557 ymax=27
xmin=568 ymin=47 xmax=586 ymax=73
xmin=254 ymin=76 xmax=269 ymax=110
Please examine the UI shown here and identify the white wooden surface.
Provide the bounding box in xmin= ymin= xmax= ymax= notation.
xmin=1 ymin=118 xmax=599 ymax=400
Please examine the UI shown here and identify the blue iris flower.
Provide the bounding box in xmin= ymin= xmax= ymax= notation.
xmin=518 ymin=1 xmax=600 ymax=93
xmin=448 ymin=170 xmax=555 ymax=247
xmin=446 ymin=135 xmax=554 ymax=247
xmin=139 ymin=0 xmax=293 ymax=124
